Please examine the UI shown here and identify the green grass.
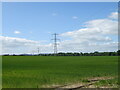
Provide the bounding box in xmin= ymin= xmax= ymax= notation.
xmin=2 ymin=56 xmax=118 ymax=88
xmin=94 ymin=78 xmax=118 ymax=88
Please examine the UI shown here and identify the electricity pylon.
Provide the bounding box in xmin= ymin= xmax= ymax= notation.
xmin=52 ymin=33 xmax=60 ymax=56
xmin=37 ymin=47 xmax=40 ymax=54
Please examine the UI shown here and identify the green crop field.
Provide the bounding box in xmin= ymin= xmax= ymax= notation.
xmin=2 ymin=56 xmax=118 ymax=88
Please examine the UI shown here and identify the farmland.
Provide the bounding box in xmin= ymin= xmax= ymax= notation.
xmin=2 ymin=56 xmax=118 ymax=88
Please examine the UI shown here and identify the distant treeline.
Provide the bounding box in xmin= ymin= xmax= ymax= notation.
xmin=39 ymin=50 xmax=120 ymax=56
xmin=3 ymin=50 xmax=120 ymax=56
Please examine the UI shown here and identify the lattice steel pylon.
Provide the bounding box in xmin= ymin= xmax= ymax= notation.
xmin=37 ymin=47 xmax=40 ymax=54
xmin=52 ymin=33 xmax=59 ymax=56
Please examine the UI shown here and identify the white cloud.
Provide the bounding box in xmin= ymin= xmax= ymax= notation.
xmin=0 ymin=36 xmax=53 ymax=54
xmin=1 ymin=36 xmax=38 ymax=54
xmin=72 ymin=16 xmax=78 ymax=19
xmin=85 ymin=19 xmax=118 ymax=35
xmin=59 ymin=12 xmax=118 ymax=52
xmin=14 ymin=31 xmax=21 ymax=34
xmin=58 ymin=41 xmax=118 ymax=52
xmin=1 ymin=12 xmax=118 ymax=54
xmin=1 ymin=36 xmax=38 ymax=47
xmin=109 ymin=12 xmax=118 ymax=19
xmin=61 ymin=19 xmax=118 ymax=39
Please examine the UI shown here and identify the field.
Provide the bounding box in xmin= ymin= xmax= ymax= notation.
xmin=2 ymin=56 xmax=118 ymax=88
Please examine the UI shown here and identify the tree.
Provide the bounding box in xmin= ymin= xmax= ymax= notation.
xmin=117 ymin=50 xmax=120 ymax=56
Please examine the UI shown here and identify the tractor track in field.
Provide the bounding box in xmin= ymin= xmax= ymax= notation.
xmin=53 ymin=77 xmax=115 ymax=90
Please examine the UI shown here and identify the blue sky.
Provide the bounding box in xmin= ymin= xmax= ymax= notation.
xmin=3 ymin=2 xmax=117 ymax=42
xmin=1 ymin=2 xmax=118 ymax=54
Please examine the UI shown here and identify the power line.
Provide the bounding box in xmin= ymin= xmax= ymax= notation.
xmin=52 ymin=33 xmax=60 ymax=56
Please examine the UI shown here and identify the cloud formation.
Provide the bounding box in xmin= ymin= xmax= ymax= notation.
xmin=59 ymin=12 xmax=118 ymax=52
xmin=1 ymin=36 xmax=40 ymax=54
xmin=1 ymin=12 xmax=118 ymax=54
xmin=109 ymin=12 xmax=118 ymax=19
xmin=72 ymin=16 xmax=78 ymax=19
xmin=14 ymin=31 xmax=21 ymax=34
